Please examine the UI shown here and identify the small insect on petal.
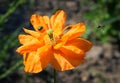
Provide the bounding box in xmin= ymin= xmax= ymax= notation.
xmin=38 ymin=26 xmax=43 ymax=31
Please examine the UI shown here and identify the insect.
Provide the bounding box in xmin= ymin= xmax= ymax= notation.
xmin=97 ymin=25 xmax=105 ymax=29
xmin=38 ymin=26 xmax=43 ymax=31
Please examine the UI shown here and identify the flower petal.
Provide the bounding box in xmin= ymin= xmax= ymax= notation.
xmin=62 ymin=23 xmax=86 ymax=41
xmin=60 ymin=45 xmax=84 ymax=58
xmin=30 ymin=14 xmax=48 ymax=32
xmin=23 ymin=28 xmax=45 ymax=40
xmin=50 ymin=50 xmax=85 ymax=71
xmin=54 ymin=42 xmax=64 ymax=50
xmin=23 ymin=28 xmax=41 ymax=38
xmin=51 ymin=10 xmax=66 ymax=36
xmin=43 ymin=16 xmax=51 ymax=29
xmin=16 ymin=37 xmax=44 ymax=54
xmin=66 ymin=38 xmax=92 ymax=52
xmin=23 ymin=51 xmax=43 ymax=73
xmin=18 ymin=34 xmax=34 ymax=45
xmin=24 ymin=45 xmax=52 ymax=73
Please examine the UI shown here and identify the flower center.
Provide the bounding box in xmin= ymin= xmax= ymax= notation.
xmin=47 ymin=29 xmax=54 ymax=41
xmin=46 ymin=29 xmax=57 ymax=45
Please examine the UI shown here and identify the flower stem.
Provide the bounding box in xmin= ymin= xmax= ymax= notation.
xmin=53 ymin=69 xmax=56 ymax=83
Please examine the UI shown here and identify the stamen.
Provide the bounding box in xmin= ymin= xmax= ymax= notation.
xmin=47 ymin=29 xmax=54 ymax=41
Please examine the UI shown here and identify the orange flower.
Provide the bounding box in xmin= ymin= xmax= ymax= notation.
xmin=16 ymin=10 xmax=92 ymax=73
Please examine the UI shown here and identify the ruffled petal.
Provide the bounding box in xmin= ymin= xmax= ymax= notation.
xmin=65 ymin=38 xmax=92 ymax=52
xmin=30 ymin=14 xmax=48 ymax=32
xmin=50 ymin=10 xmax=66 ymax=37
xmin=43 ymin=16 xmax=51 ymax=29
xmin=24 ymin=45 xmax=53 ymax=73
xmin=54 ymin=42 xmax=64 ymax=50
xmin=16 ymin=37 xmax=44 ymax=54
xmin=60 ymin=45 xmax=84 ymax=58
xmin=23 ymin=28 xmax=41 ymax=38
xmin=62 ymin=23 xmax=86 ymax=41
xmin=18 ymin=34 xmax=34 ymax=45
xmin=50 ymin=49 xmax=85 ymax=71
xmin=23 ymin=28 xmax=45 ymax=40
xmin=23 ymin=51 xmax=42 ymax=73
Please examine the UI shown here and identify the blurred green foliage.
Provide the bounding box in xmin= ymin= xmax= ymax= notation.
xmin=0 ymin=0 xmax=32 ymax=81
xmin=0 ymin=0 xmax=120 ymax=82
xmin=82 ymin=0 xmax=120 ymax=43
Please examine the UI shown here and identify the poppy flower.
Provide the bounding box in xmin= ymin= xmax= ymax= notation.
xmin=16 ymin=10 xmax=92 ymax=73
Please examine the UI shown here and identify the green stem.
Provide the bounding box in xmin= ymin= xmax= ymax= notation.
xmin=53 ymin=69 xmax=56 ymax=83
xmin=0 ymin=60 xmax=22 ymax=79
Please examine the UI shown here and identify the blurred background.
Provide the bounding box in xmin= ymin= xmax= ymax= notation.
xmin=0 ymin=0 xmax=120 ymax=83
